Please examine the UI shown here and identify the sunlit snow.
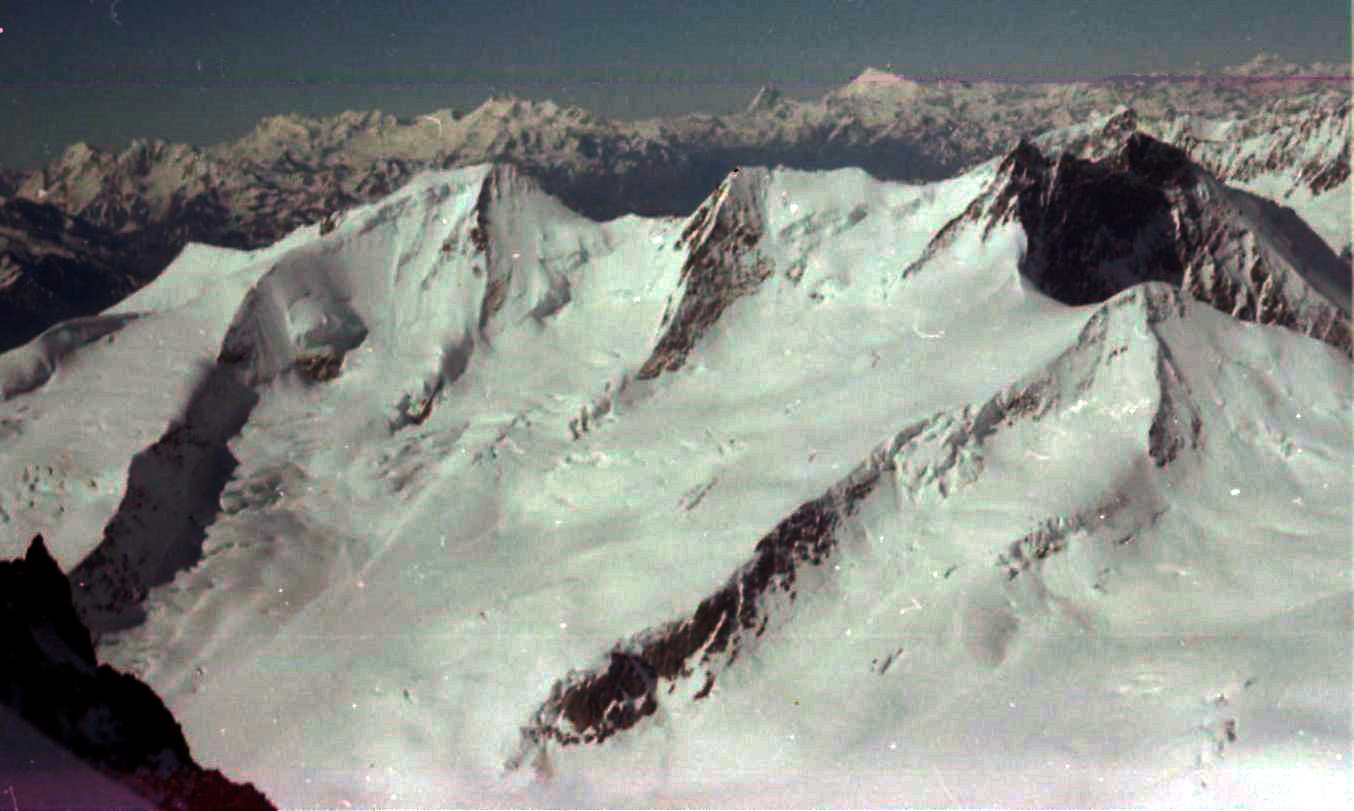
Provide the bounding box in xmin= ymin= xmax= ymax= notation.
xmin=1 ymin=157 xmax=1349 ymax=809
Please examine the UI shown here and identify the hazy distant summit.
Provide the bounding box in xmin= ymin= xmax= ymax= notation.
xmin=1223 ymin=52 xmax=1351 ymax=77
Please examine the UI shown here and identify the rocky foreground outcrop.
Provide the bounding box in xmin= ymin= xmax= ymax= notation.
xmin=1 ymin=535 xmax=276 ymax=810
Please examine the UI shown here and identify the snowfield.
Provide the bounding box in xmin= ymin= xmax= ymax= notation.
xmin=1 ymin=137 xmax=1349 ymax=808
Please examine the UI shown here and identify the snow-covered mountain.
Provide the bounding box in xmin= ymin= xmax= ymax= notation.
xmin=0 ymin=59 xmax=1347 ymax=352
xmin=11 ymin=64 xmax=1349 ymax=230
xmin=1 ymin=103 xmax=1348 ymax=809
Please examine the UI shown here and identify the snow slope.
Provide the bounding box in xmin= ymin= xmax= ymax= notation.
xmin=0 ymin=706 xmax=154 ymax=810
xmin=1 ymin=146 xmax=1349 ymax=808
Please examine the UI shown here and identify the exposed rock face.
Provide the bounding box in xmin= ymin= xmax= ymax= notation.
xmin=1 ymin=535 xmax=276 ymax=810
xmin=1001 ymin=133 xmax=1197 ymax=304
xmin=639 ymin=167 xmax=771 ymax=379
xmin=473 ymin=165 xmax=508 ymax=337
xmin=293 ymin=350 xmax=345 ymax=382
xmin=977 ymin=126 xmax=1352 ymax=355
xmin=509 ymin=461 xmax=883 ymax=764
xmin=0 ymin=197 xmax=166 ymax=352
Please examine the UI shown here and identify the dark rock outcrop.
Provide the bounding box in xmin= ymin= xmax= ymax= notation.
xmin=1 ymin=534 xmax=276 ymax=810
xmin=510 ymin=484 xmax=875 ymax=760
xmin=638 ymin=167 xmax=772 ymax=380
xmin=508 ymin=432 xmax=902 ymax=770
xmin=1010 ymin=134 xmax=1196 ymax=306
xmin=978 ymin=127 xmax=1352 ymax=355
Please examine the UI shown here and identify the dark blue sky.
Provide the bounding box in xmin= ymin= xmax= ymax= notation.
xmin=0 ymin=0 xmax=1349 ymax=169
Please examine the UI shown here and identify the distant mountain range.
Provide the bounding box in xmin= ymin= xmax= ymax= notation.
xmin=0 ymin=58 xmax=1348 ymax=352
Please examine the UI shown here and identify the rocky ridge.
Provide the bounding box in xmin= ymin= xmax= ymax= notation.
xmin=907 ymin=118 xmax=1351 ymax=355
xmin=507 ymin=282 xmax=1215 ymax=773
xmin=1 ymin=534 xmax=276 ymax=810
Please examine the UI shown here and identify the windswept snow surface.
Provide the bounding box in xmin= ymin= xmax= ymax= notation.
xmin=1 ymin=159 xmax=1349 ymax=808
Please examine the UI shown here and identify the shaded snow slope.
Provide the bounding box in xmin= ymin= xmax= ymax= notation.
xmin=0 ymin=152 xmax=1349 ymax=808
xmin=0 ymin=706 xmax=155 ymax=811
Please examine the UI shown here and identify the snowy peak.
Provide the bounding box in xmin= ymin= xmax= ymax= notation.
xmin=210 ymin=162 xmax=584 ymax=393
xmin=639 ymin=166 xmax=770 ymax=380
xmin=847 ymin=67 xmax=921 ymax=90
xmin=1014 ymin=283 xmax=1204 ymax=470
xmin=470 ymin=162 xmax=587 ymax=342
xmin=827 ymin=67 xmax=928 ymax=107
xmin=971 ymin=130 xmax=1352 ymax=353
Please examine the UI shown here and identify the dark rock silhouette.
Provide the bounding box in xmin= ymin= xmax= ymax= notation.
xmin=970 ymin=126 xmax=1352 ymax=354
xmin=1 ymin=534 xmax=276 ymax=810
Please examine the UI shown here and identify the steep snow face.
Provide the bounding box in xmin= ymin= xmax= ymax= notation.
xmin=1 ymin=152 xmax=1349 ymax=809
